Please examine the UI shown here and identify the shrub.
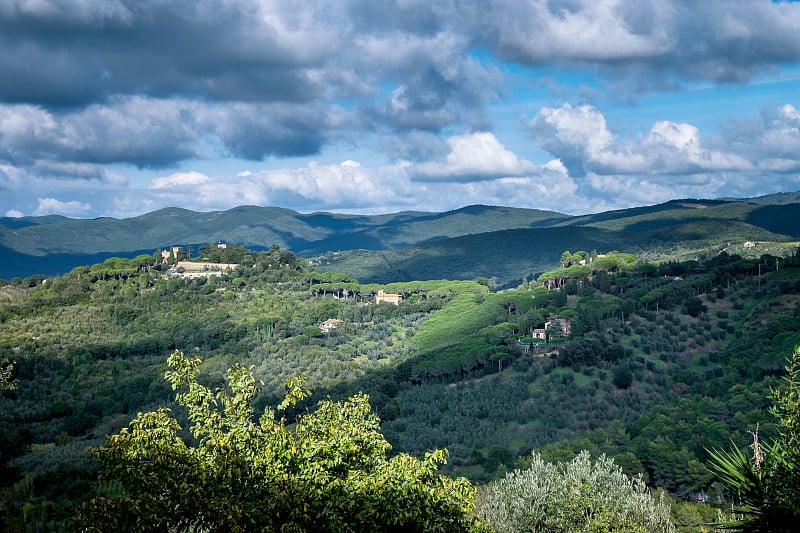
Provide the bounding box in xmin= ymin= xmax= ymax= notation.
xmin=477 ymin=451 xmax=675 ymax=532
xmin=708 ymin=346 xmax=800 ymax=532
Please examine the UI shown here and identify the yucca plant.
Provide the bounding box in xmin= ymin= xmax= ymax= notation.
xmin=707 ymin=346 xmax=800 ymax=532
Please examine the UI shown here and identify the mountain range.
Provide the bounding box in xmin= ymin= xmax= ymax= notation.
xmin=2 ymin=192 xmax=799 ymax=283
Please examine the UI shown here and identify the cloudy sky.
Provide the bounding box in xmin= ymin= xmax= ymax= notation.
xmin=2 ymin=0 xmax=800 ymax=219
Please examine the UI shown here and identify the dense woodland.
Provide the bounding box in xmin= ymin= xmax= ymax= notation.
xmin=2 ymin=242 xmax=800 ymax=530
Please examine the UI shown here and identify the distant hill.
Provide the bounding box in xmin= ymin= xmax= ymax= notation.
xmin=315 ymin=217 xmax=794 ymax=287
xmin=735 ymin=191 xmax=800 ymax=205
xmin=0 ymin=205 xmax=564 ymax=279
xmin=1 ymin=195 xmax=798 ymax=281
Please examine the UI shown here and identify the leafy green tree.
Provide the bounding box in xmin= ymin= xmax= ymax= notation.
xmin=477 ymin=451 xmax=675 ymax=532
xmin=0 ymin=358 xmax=14 ymax=390
xmin=708 ymin=346 xmax=800 ymax=532
xmin=72 ymin=351 xmax=486 ymax=532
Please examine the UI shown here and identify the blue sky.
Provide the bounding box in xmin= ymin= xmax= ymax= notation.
xmin=1 ymin=0 xmax=800 ymax=219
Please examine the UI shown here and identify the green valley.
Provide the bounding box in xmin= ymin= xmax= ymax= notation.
xmin=0 ymin=197 xmax=800 ymax=531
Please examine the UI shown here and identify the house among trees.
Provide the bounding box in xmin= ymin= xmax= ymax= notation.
xmin=319 ymin=318 xmax=342 ymax=334
xmin=531 ymin=318 xmax=571 ymax=340
xmin=161 ymin=246 xmax=183 ymax=263
xmin=532 ymin=326 xmax=548 ymax=340
xmin=375 ymin=290 xmax=402 ymax=305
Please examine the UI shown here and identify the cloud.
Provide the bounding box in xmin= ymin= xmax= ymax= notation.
xmin=473 ymin=0 xmax=800 ymax=86
xmin=34 ymin=197 xmax=92 ymax=216
xmin=0 ymin=99 xmax=201 ymax=166
xmin=642 ymin=121 xmax=751 ymax=176
xmin=135 ymin=161 xmax=410 ymax=214
xmin=476 ymin=0 xmax=673 ymax=63
xmin=585 ymin=173 xmax=728 ymax=207
xmin=0 ymin=0 xmax=338 ymax=106
xmin=2 ymin=0 xmax=800 ymax=220
xmin=0 ymin=97 xmax=345 ymax=167
xmin=4 ymin=209 xmax=23 ymax=218
xmin=412 ymin=132 xmax=538 ymax=181
xmin=380 ymin=131 xmax=451 ymax=162
xmin=151 ymin=171 xmax=210 ymax=189
xmin=528 ymin=103 xmax=753 ymax=179
xmin=522 ymin=101 xmax=800 ymax=204
xmin=527 ymin=104 xmax=616 ymax=176
xmin=716 ymin=103 xmax=800 ymax=173
xmin=120 ymin=153 xmax=578 ymax=216
xmin=355 ymin=30 xmax=502 ymax=133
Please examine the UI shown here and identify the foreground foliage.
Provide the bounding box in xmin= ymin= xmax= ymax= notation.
xmin=72 ymin=351 xmax=485 ymax=532
xmin=708 ymin=346 xmax=800 ymax=532
xmin=477 ymin=451 xmax=675 ymax=532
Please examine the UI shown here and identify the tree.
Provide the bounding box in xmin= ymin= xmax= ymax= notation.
xmin=477 ymin=451 xmax=675 ymax=532
xmin=0 ymin=358 xmax=15 ymax=390
xmin=613 ymin=365 xmax=634 ymax=389
xmin=684 ymin=296 xmax=707 ymax=318
xmin=708 ymin=346 xmax=800 ymax=532
xmin=72 ymin=351 xmax=487 ymax=532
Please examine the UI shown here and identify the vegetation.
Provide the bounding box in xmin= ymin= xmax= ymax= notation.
xmin=477 ymin=451 xmax=675 ymax=532
xmin=708 ymin=346 xmax=800 ymax=531
xmin=0 ymin=358 xmax=14 ymax=390
xmin=3 ymin=199 xmax=800 ymax=284
xmin=2 ymin=240 xmax=800 ymax=530
xmin=72 ymin=351 xmax=484 ymax=532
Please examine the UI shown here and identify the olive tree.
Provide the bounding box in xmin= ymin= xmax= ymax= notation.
xmin=477 ymin=451 xmax=675 ymax=533
xmin=72 ymin=350 xmax=487 ymax=532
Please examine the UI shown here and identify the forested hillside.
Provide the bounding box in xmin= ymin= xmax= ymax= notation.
xmin=3 ymin=198 xmax=800 ymax=282
xmin=2 ymin=244 xmax=800 ymax=530
xmin=0 ymin=204 xmax=564 ymax=280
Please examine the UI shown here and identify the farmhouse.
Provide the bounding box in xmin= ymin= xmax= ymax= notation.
xmin=319 ymin=318 xmax=343 ymax=334
xmin=531 ymin=318 xmax=571 ymax=340
xmin=375 ymin=290 xmax=403 ymax=305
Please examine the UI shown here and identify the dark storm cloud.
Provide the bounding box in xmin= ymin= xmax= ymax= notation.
xmin=0 ymin=97 xmax=343 ymax=167
xmin=0 ymin=0 xmax=337 ymax=106
xmin=4 ymin=1 xmax=800 ymax=110
xmin=0 ymin=0 xmax=499 ymax=166
xmin=0 ymin=99 xmax=202 ymax=166
xmin=209 ymin=101 xmax=343 ymax=160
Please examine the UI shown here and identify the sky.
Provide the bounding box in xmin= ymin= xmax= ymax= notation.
xmin=2 ymin=0 xmax=800 ymax=219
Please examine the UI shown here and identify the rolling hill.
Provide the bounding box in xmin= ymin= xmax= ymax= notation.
xmin=1 ymin=196 xmax=799 ymax=282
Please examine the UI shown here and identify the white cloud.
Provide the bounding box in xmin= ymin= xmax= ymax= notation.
xmin=34 ymin=197 xmax=92 ymax=216
xmin=426 ymin=158 xmax=582 ymax=212
xmin=586 ymin=173 xmax=727 ymax=207
xmin=4 ymin=209 xmax=23 ymax=218
xmin=482 ymin=0 xmax=673 ymax=63
xmin=529 ymin=103 xmax=753 ymax=179
xmin=717 ymin=103 xmax=800 ymax=167
xmin=412 ymin=132 xmax=539 ymax=181
xmin=150 ymin=171 xmax=211 ymax=189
